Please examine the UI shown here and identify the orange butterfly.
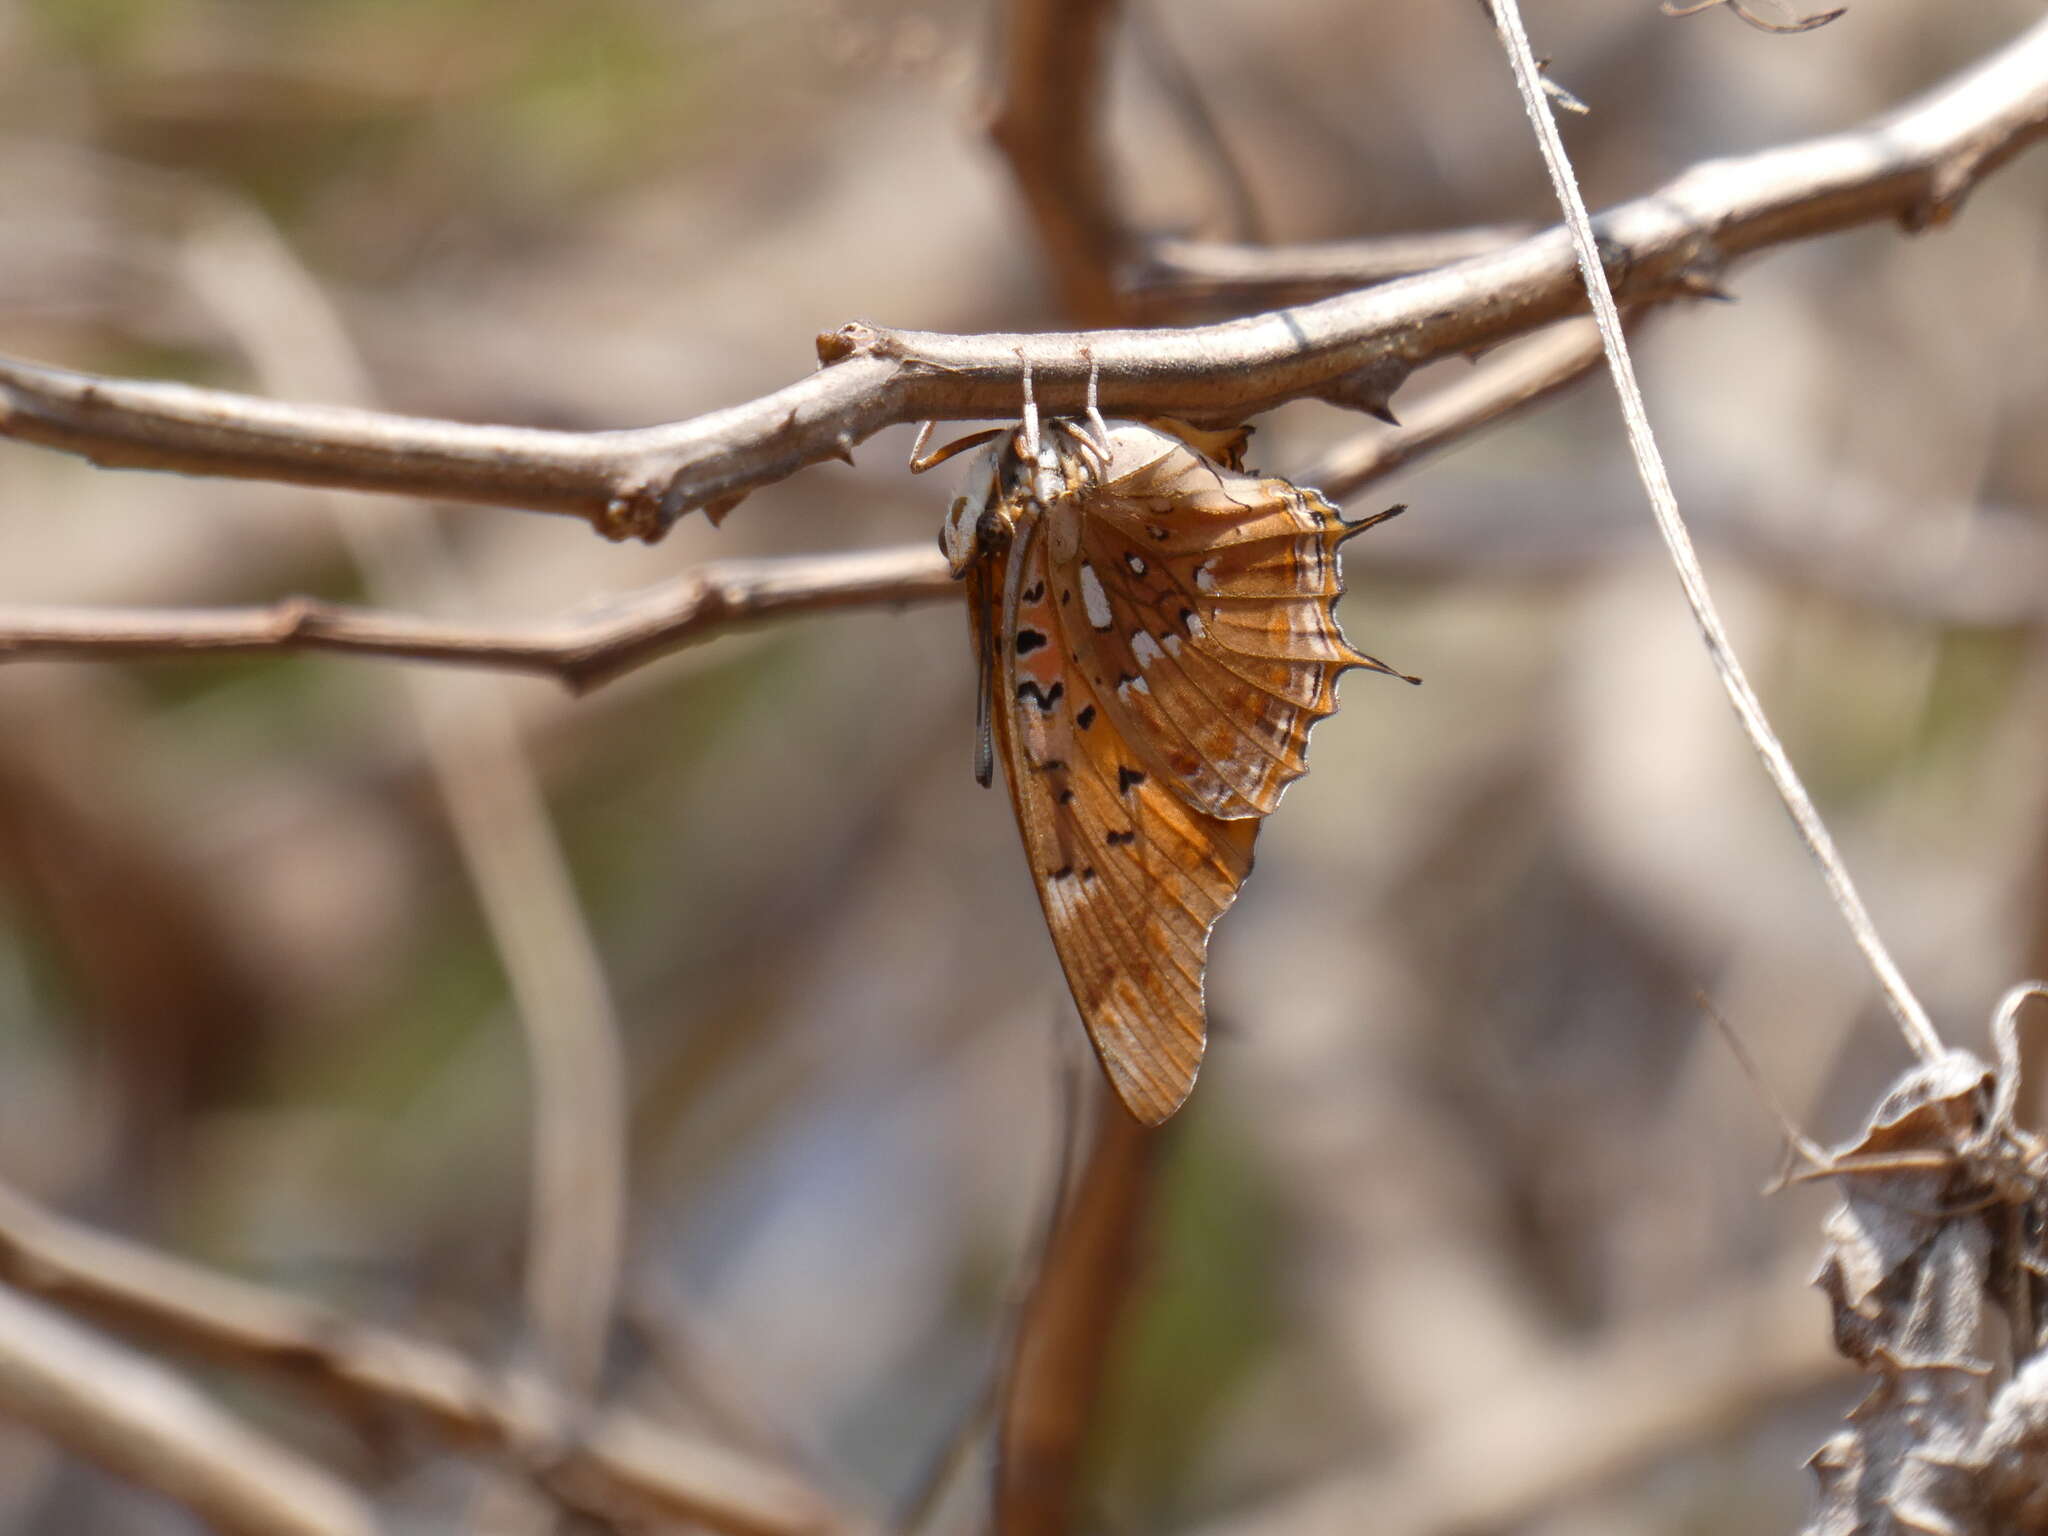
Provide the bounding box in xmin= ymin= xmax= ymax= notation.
xmin=919 ymin=398 xmax=1409 ymax=1124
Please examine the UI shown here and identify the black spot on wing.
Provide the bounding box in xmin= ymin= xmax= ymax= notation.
xmin=1015 ymin=628 xmax=1048 ymax=655
xmin=1076 ymin=704 xmax=1097 ymax=730
xmin=1023 ymin=580 xmax=1045 ymax=603
xmin=1105 ymin=828 xmax=1136 ymax=847
xmin=1118 ymin=766 xmax=1146 ymax=794
xmin=1016 ymin=679 xmax=1065 ymax=711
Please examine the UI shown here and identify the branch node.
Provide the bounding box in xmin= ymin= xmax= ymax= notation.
xmin=598 ymin=488 xmax=668 ymax=545
xmin=816 ymin=322 xmax=884 ymax=365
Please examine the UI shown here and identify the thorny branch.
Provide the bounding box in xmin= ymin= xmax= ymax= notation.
xmin=0 ymin=320 xmax=1616 ymax=679
xmin=0 ymin=1182 xmax=856 ymax=1536
xmin=0 ymin=13 xmax=2041 ymax=540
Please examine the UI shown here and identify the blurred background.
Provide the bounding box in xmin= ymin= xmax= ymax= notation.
xmin=0 ymin=0 xmax=2045 ymax=1531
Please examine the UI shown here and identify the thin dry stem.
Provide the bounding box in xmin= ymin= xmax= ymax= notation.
xmin=1300 ymin=317 xmax=1613 ymax=503
xmin=1124 ymin=226 xmax=1534 ymax=316
xmin=1487 ymin=0 xmax=1943 ymax=1060
xmin=0 ymin=547 xmax=954 ymax=686
xmin=0 ymin=1182 xmax=854 ymax=1536
xmin=0 ymin=1283 xmax=379 ymax=1536
xmin=995 ymin=1092 xmax=1159 ymax=1536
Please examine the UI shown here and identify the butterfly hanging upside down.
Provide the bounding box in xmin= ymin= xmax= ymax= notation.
xmin=914 ymin=382 xmax=1412 ymax=1126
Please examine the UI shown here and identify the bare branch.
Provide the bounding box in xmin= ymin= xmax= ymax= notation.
xmin=0 ymin=548 xmax=955 ymax=690
xmin=989 ymin=0 xmax=1129 ymax=324
xmin=1299 ymin=317 xmax=1613 ymax=503
xmin=0 ymin=1183 xmax=859 ymax=1536
xmin=0 ymin=14 xmax=2040 ymax=538
xmin=0 ymin=1283 xmax=379 ymax=1536
xmin=1123 ymin=226 xmax=1534 ymax=317
xmin=996 ymin=1094 xmax=1160 ymax=1536
xmin=1488 ymin=0 xmax=1943 ymax=1055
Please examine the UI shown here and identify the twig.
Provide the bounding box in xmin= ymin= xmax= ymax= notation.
xmin=1299 ymin=317 xmax=1614 ymax=503
xmin=0 ymin=1182 xmax=855 ymax=1536
xmin=1486 ymin=0 xmax=1943 ymax=1060
xmin=1 ymin=14 xmax=2043 ymax=536
xmin=1123 ymin=226 xmax=1534 ymax=316
xmin=0 ymin=1282 xmax=379 ymax=1536
xmin=995 ymin=1093 xmax=1160 ymax=1536
xmin=989 ymin=0 xmax=1128 ymax=324
xmin=0 ymin=547 xmax=955 ymax=688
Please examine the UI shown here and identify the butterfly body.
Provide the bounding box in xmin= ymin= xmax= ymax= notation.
xmin=946 ymin=416 xmax=1396 ymax=1124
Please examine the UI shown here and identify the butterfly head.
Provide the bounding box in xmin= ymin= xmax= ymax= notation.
xmin=938 ymin=425 xmax=1047 ymax=577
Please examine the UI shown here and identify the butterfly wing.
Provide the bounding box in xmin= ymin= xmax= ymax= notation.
xmin=1048 ymin=425 xmax=1373 ymax=821
xmin=985 ymin=515 xmax=1258 ymax=1125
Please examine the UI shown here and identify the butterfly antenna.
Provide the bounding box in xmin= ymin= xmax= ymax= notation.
xmin=908 ymin=419 xmax=936 ymax=472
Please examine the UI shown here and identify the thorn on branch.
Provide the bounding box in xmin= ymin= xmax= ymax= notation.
xmin=1317 ymin=357 xmax=1411 ymax=424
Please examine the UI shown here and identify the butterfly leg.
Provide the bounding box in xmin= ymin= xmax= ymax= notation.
xmin=1019 ymin=353 xmax=1041 ymax=463
xmin=909 ymin=423 xmax=1005 ymax=475
xmin=1081 ymin=346 xmax=1112 ymax=461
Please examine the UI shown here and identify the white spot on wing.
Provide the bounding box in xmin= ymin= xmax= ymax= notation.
xmin=1186 ymin=612 xmax=1207 ymax=638
xmin=1162 ymin=633 xmax=1182 ymax=657
xmin=1131 ymin=632 xmax=1164 ymax=668
xmin=1123 ymin=552 xmax=1148 ymax=576
xmin=1118 ymin=676 xmax=1151 ymax=701
xmin=1195 ymin=560 xmax=1217 ymax=593
xmin=1079 ymin=563 xmax=1114 ymax=629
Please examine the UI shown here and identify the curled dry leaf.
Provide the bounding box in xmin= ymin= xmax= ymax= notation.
xmin=1803 ymin=1040 xmax=2048 ymax=1534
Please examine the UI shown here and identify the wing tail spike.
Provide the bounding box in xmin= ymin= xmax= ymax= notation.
xmin=1338 ymin=502 xmax=1407 ymax=543
xmin=1343 ymin=646 xmax=1421 ymax=685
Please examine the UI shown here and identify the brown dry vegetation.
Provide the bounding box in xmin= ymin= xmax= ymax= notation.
xmin=1 ymin=2 xmax=2047 ymax=1533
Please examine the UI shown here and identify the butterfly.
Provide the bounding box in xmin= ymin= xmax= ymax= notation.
xmin=917 ymin=400 xmax=1409 ymax=1125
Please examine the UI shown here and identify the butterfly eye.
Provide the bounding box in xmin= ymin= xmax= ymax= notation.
xmin=975 ymin=507 xmax=1012 ymax=553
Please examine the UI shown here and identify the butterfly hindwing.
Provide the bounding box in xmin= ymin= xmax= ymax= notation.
xmin=1047 ymin=429 xmax=1368 ymax=820
xmin=990 ymin=516 xmax=1257 ymax=1124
